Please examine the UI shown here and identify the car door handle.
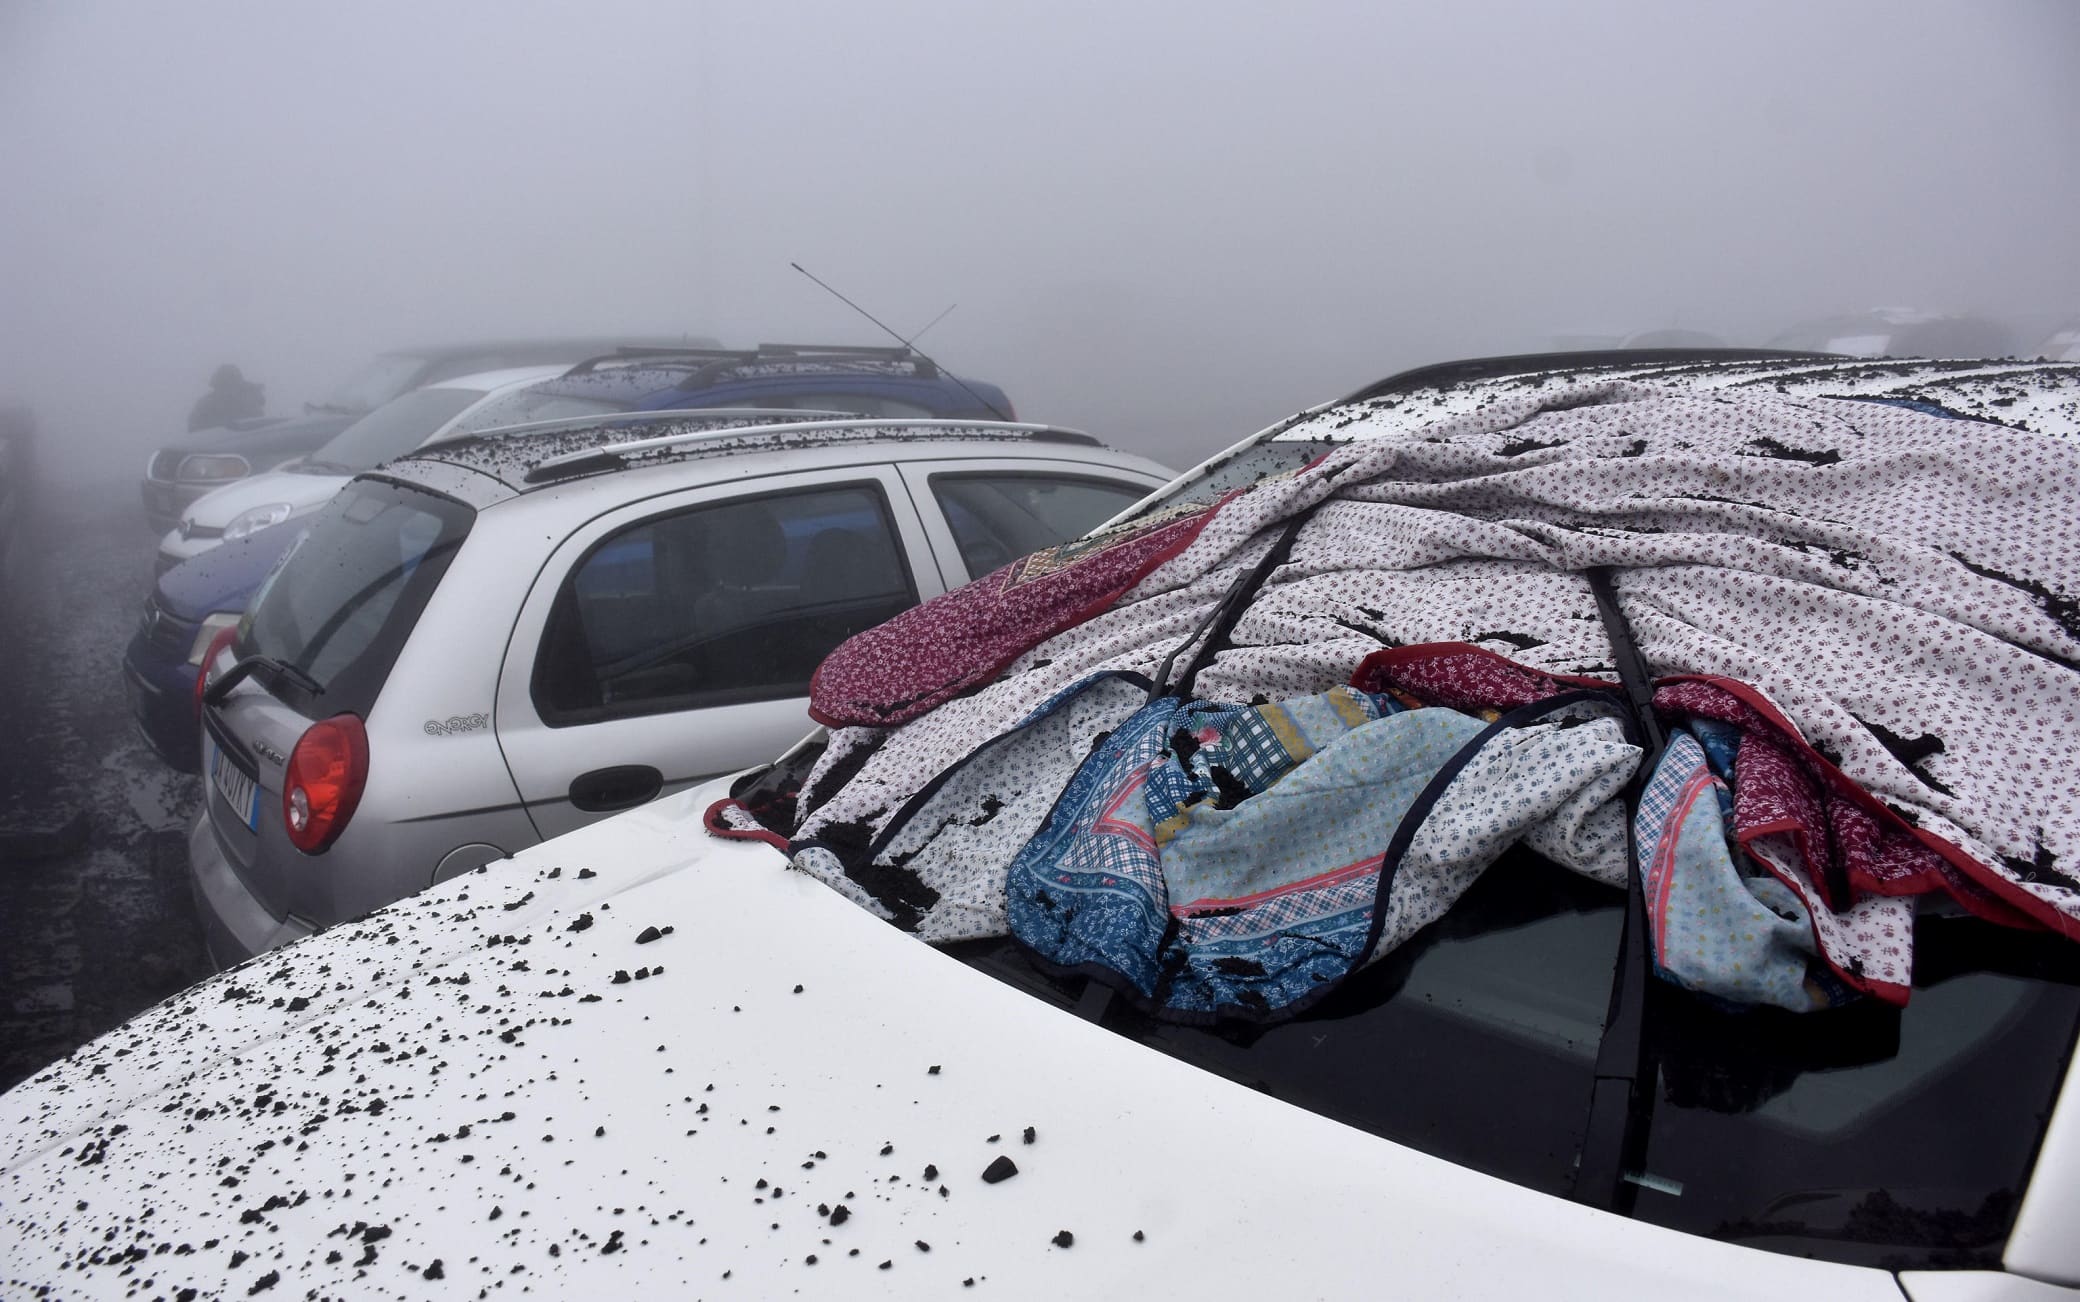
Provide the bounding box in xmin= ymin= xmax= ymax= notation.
xmin=568 ymin=765 xmax=663 ymax=813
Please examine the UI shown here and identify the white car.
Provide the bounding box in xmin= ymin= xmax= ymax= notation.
xmin=6 ymin=352 xmax=2079 ymax=1299
xmin=153 ymin=365 xmax=600 ymax=573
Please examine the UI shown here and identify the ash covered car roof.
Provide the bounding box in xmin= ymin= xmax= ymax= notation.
xmin=399 ymin=410 xmax=1107 ymax=499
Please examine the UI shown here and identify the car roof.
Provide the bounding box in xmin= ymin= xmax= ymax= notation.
xmin=543 ymin=342 xmax=1007 ymax=406
xmin=382 ymin=335 xmax=719 ymax=361
xmin=1326 ymin=351 xmax=2080 ymax=435
xmin=418 ymin=365 xmax=573 ymax=397
xmin=389 ymin=412 xmax=1138 ymax=507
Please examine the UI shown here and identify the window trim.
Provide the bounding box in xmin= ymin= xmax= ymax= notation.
xmin=529 ymin=477 xmax=918 ymax=728
xmin=898 ymin=460 xmax=1169 ymax=590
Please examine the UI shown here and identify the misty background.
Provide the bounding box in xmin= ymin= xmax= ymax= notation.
xmin=2 ymin=0 xmax=2077 ymax=473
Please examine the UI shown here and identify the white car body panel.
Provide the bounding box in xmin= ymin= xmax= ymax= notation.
xmin=2 ymin=778 xmax=1909 ymax=1300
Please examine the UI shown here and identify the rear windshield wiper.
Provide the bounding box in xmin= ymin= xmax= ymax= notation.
xmin=203 ymin=654 xmax=324 ymax=706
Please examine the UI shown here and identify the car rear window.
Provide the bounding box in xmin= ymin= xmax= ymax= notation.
xmin=242 ymin=477 xmax=473 ymax=719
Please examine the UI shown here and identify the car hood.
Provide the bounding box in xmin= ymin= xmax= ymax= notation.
xmin=156 ymin=518 xmax=306 ymax=619
xmin=182 ymin=469 xmax=350 ymax=529
xmin=0 ymin=780 xmax=1895 ymax=1300
xmin=157 ymin=411 xmax=356 ymax=460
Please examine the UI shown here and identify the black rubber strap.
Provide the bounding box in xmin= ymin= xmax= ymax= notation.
xmin=1573 ymin=568 xmax=1667 ymax=1211
xmin=1172 ymin=510 xmax=1315 ymax=700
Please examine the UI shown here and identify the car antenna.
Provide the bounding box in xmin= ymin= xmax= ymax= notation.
xmin=906 ymin=301 xmax=959 ymax=344
xmin=789 ymin=262 xmax=1011 ymax=421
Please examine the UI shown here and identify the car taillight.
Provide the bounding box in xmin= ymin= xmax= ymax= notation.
xmin=283 ymin=714 xmax=369 ymax=854
xmin=194 ymin=625 xmax=239 ymax=721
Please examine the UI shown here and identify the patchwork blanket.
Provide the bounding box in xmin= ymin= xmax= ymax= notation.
xmin=717 ymin=380 xmax=2080 ymax=1016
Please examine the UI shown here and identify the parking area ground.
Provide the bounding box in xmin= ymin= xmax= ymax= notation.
xmin=0 ymin=464 xmax=212 ymax=1092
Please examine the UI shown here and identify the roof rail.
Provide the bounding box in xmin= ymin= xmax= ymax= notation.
xmin=521 ymin=417 xmax=1096 ymax=485
xmin=421 ymin=407 xmax=859 ymax=448
xmin=1342 ymin=348 xmax=1847 ymax=404
xmin=562 ymin=341 xmax=935 ymax=379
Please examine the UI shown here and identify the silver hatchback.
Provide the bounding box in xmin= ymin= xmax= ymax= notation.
xmin=189 ymin=413 xmax=1172 ymax=965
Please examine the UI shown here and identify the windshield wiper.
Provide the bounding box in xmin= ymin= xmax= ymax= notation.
xmin=203 ymin=654 xmax=324 ymax=706
xmin=1570 ymin=567 xmax=1668 ymax=1213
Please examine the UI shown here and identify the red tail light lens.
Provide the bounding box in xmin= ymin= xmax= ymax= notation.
xmin=283 ymin=714 xmax=369 ymax=854
xmin=194 ymin=626 xmax=240 ymax=721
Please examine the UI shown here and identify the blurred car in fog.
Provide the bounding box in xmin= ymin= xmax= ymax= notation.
xmin=124 ymin=516 xmax=310 ymax=772
xmin=548 ymin=341 xmax=1018 ymax=421
xmin=156 ymin=365 xmax=573 ymax=574
xmin=188 ymin=409 xmax=1170 ymax=963
xmin=138 ymin=336 xmax=713 ymax=532
xmin=156 ymin=344 xmax=1016 ymax=575
xmin=1769 ymin=309 xmax=2016 ymax=358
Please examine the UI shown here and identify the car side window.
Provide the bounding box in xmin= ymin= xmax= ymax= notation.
xmin=928 ymin=474 xmax=1150 ymax=578
xmin=534 ymin=482 xmax=917 ymax=725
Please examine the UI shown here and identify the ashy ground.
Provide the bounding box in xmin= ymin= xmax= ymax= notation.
xmin=0 ymin=463 xmax=212 ymax=1092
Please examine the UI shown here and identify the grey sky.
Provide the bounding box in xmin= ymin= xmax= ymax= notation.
xmin=3 ymin=0 xmax=2077 ymax=468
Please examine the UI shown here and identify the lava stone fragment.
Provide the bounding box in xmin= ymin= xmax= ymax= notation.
xmin=1022 ymin=1126 xmax=1036 ymax=1145
xmin=1051 ymin=1230 xmax=1074 ymax=1248
xmin=635 ymin=927 xmax=662 ymax=945
xmin=980 ymin=1156 xmax=1018 ymax=1184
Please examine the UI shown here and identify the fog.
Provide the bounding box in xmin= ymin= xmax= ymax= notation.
xmin=3 ymin=0 xmax=2077 ymax=472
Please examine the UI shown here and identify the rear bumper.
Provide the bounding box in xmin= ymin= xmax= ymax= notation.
xmin=187 ymin=808 xmax=311 ymax=969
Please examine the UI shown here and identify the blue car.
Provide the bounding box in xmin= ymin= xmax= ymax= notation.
xmin=522 ymin=342 xmax=1016 ymax=422
xmin=124 ymin=344 xmax=1018 ymax=771
xmin=124 ymin=518 xmax=305 ymax=772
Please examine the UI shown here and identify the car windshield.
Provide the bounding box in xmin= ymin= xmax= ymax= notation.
xmin=442 ymin=390 xmax=625 ymax=438
xmin=241 ymin=478 xmax=473 ymax=717
xmin=306 ymin=387 xmax=485 ymax=472
xmin=946 ymin=842 xmax=2080 ymax=1272
xmin=317 ymin=353 xmax=427 ymax=414
xmin=1131 ymin=436 xmax=1343 ymax=518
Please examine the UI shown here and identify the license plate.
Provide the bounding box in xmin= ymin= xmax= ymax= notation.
xmin=209 ymin=740 xmax=261 ymax=832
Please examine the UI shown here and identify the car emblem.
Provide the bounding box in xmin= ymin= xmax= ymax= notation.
xmin=252 ymin=740 xmax=288 ymax=767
